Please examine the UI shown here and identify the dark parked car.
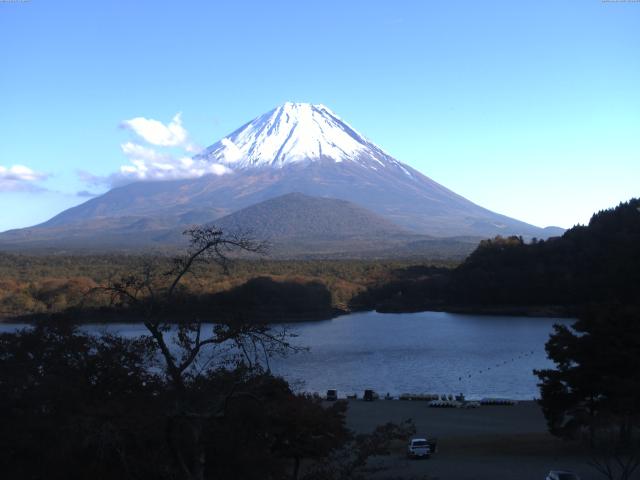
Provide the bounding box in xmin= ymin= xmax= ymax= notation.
xmin=363 ymin=389 xmax=379 ymax=401
xmin=326 ymin=389 xmax=337 ymax=401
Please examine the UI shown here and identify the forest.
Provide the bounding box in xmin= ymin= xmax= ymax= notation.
xmin=2 ymin=198 xmax=638 ymax=323
xmin=0 ymin=254 xmax=456 ymax=322
xmin=352 ymin=198 xmax=640 ymax=316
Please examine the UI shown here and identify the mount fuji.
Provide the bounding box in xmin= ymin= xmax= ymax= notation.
xmin=198 ymin=102 xmax=413 ymax=171
xmin=0 ymin=102 xmax=563 ymax=253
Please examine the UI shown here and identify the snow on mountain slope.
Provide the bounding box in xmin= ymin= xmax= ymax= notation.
xmin=197 ymin=102 xmax=412 ymax=174
xmin=0 ymin=101 xmax=566 ymax=247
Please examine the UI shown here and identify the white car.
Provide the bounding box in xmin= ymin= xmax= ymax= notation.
xmin=407 ymin=438 xmax=431 ymax=458
xmin=545 ymin=471 xmax=580 ymax=480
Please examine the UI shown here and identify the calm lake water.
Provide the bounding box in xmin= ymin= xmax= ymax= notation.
xmin=0 ymin=311 xmax=573 ymax=400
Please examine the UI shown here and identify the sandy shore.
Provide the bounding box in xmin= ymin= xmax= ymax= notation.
xmin=344 ymin=400 xmax=599 ymax=480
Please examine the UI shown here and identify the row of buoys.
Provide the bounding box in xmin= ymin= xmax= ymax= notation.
xmin=428 ymin=400 xmax=482 ymax=409
xmin=318 ymin=391 xmax=517 ymax=406
xmin=480 ymin=398 xmax=517 ymax=406
xmin=459 ymin=350 xmax=538 ymax=381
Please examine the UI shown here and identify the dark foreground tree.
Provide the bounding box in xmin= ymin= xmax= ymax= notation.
xmin=302 ymin=420 xmax=417 ymax=480
xmin=0 ymin=324 xmax=354 ymax=480
xmin=535 ymin=305 xmax=640 ymax=480
xmin=1 ymin=227 xmax=414 ymax=480
xmin=93 ymin=226 xmax=339 ymax=480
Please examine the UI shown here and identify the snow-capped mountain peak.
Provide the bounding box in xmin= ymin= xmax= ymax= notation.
xmin=197 ymin=102 xmax=400 ymax=170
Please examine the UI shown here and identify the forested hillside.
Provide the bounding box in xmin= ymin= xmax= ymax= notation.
xmin=353 ymin=198 xmax=640 ymax=313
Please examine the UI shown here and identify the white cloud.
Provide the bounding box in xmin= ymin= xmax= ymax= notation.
xmin=121 ymin=113 xmax=188 ymax=147
xmin=115 ymin=141 xmax=231 ymax=183
xmin=120 ymin=141 xmax=167 ymax=162
xmin=184 ymin=142 xmax=202 ymax=154
xmin=0 ymin=164 xmax=48 ymax=192
xmin=77 ymin=113 xmax=229 ymax=188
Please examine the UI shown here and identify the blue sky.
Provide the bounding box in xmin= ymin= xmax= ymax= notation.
xmin=1 ymin=0 xmax=638 ymax=232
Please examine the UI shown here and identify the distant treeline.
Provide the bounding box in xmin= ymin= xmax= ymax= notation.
xmin=352 ymin=198 xmax=640 ymax=314
xmin=4 ymin=199 xmax=637 ymax=321
xmin=0 ymin=256 xmax=457 ymax=321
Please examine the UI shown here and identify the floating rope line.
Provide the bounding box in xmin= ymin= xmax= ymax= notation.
xmin=457 ymin=350 xmax=539 ymax=382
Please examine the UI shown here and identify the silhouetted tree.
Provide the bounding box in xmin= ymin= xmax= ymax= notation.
xmin=98 ymin=226 xmax=311 ymax=479
xmin=0 ymin=323 xmax=165 ymax=479
xmin=535 ymin=305 xmax=640 ymax=480
xmin=302 ymin=419 xmax=416 ymax=480
xmin=0 ymin=323 xmax=353 ymax=480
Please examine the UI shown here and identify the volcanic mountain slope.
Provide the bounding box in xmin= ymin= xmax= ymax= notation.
xmin=157 ymin=193 xmax=480 ymax=259
xmin=0 ymin=192 xmax=480 ymax=259
xmin=213 ymin=193 xmax=407 ymax=239
xmin=0 ymin=102 xmax=563 ymax=250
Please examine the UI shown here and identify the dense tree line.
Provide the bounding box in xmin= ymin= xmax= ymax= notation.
xmin=353 ymin=198 xmax=640 ymax=314
xmin=0 ymin=256 xmax=455 ymax=320
xmin=450 ymin=198 xmax=640 ymax=307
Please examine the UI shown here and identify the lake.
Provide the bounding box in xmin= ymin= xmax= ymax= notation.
xmin=0 ymin=311 xmax=572 ymax=400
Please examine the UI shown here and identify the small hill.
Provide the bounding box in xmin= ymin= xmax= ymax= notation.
xmin=213 ymin=192 xmax=407 ymax=239
xmin=0 ymin=193 xmax=481 ymax=259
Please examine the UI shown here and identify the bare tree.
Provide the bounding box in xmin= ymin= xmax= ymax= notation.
xmin=98 ymin=226 xmax=299 ymax=480
xmin=585 ymin=422 xmax=640 ymax=480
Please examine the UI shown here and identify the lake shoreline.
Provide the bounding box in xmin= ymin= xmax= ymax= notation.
xmin=0 ymin=303 xmax=577 ymax=325
xmin=372 ymin=303 xmax=576 ymax=318
xmin=0 ymin=306 xmax=350 ymax=325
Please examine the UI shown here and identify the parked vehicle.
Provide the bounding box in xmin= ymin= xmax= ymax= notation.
xmin=407 ymin=438 xmax=431 ymax=458
xmin=326 ymin=389 xmax=337 ymax=401
xmin=545 ymin=471 xmax=580 ymax=480
xmin=363 ymin=389 xmax=379 ymax=401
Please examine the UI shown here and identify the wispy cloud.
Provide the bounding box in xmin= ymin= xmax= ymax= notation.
xmin=115 ymin=141 xmax=230 ymax=184
xmin=76 ymin=190 xmax=99 ymax=198
xmin=76 ymin=113 xmax=231 ymax=188
xmin=112 ymin=113 xmax=230 ymax=184
xmin=77 ymin=169 xmax=106 ymax=186
xmin=0 ymin=164 xmax=49 ymax=192
xmin=121 ymin=113 xmax=189 ymax=147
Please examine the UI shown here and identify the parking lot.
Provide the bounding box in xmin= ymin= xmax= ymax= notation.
xmin=345 ymin=400 xmax=598 ymax=480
